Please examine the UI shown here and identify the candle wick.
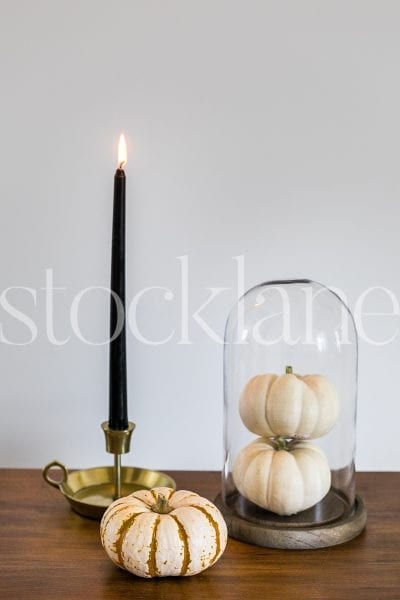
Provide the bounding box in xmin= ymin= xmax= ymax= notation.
xmin=118 ymin=162 xmax=125 ymax=170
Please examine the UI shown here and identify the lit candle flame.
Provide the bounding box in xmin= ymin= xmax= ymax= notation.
xmin=118 ymin=134 xmax=127 ymax=169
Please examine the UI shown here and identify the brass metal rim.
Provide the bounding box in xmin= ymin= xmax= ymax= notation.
xmin=42 ymin=463 xmax=176 ymax=520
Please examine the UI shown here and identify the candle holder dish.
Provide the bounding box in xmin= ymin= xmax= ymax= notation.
xmin=43 ymin=421 xmax=175 ymax=520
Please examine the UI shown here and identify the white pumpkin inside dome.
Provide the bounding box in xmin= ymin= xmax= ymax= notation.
xmin=239 ymin=366 xmax=339 ymax=440
xmin=232 ymin=437 xmax=331 ymax=516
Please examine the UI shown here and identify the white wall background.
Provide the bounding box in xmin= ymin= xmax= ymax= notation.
xmin=0 ymin=0 xmax=399 ymax=471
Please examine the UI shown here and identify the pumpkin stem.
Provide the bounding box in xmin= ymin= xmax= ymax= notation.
xmin=274 ymin=436 xmax=289 ymax=451
xmin=285 ymin=365 xmax=293 ymax=374
xmin=152 ymin=494 xmax=173 ymax=514
xmin=271 ymin=436 xmax=305 ymax=451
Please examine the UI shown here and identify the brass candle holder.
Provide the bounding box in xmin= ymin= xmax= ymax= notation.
xmin=43 ymin=421 xmax=176 ymax=520
xmin=43 ymin=136 xmax=177 ymax=518
xmin=101 ymin=421 xmax=135 ymax=499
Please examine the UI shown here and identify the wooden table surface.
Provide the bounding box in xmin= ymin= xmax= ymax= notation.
xmin=0 ymin=470 xmax=399 ymax=599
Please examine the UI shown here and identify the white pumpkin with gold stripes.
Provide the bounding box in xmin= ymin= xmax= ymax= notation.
xmin=100 ymin=486 xmax=227 ymax=578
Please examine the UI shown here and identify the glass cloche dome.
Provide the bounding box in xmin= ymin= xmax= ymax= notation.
xmin=215 ymin=279 xmax=366 ymax=549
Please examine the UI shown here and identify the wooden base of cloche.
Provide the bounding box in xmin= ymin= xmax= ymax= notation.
xmin=214 ymin=491 xmax=367 ymax=549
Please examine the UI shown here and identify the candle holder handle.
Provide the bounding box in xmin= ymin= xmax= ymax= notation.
xmin=101 ymin=421 xmax=135 ymax=500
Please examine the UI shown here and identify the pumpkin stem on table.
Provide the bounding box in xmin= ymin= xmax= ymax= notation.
xmin=152 ymin=494 xmax=173 ymax=514
xmin=285 ymin=365 xmax=293 ymax=374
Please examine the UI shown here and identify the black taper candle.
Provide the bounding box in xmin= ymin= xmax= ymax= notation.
xmin=108 ymin=151 xmax=128 ymax=430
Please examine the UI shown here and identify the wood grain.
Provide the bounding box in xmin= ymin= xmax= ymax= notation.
xmin=214 ymin=492 xmax=367 ymax=549
xmin=0 ymin=470 xmax=399 ymax=599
